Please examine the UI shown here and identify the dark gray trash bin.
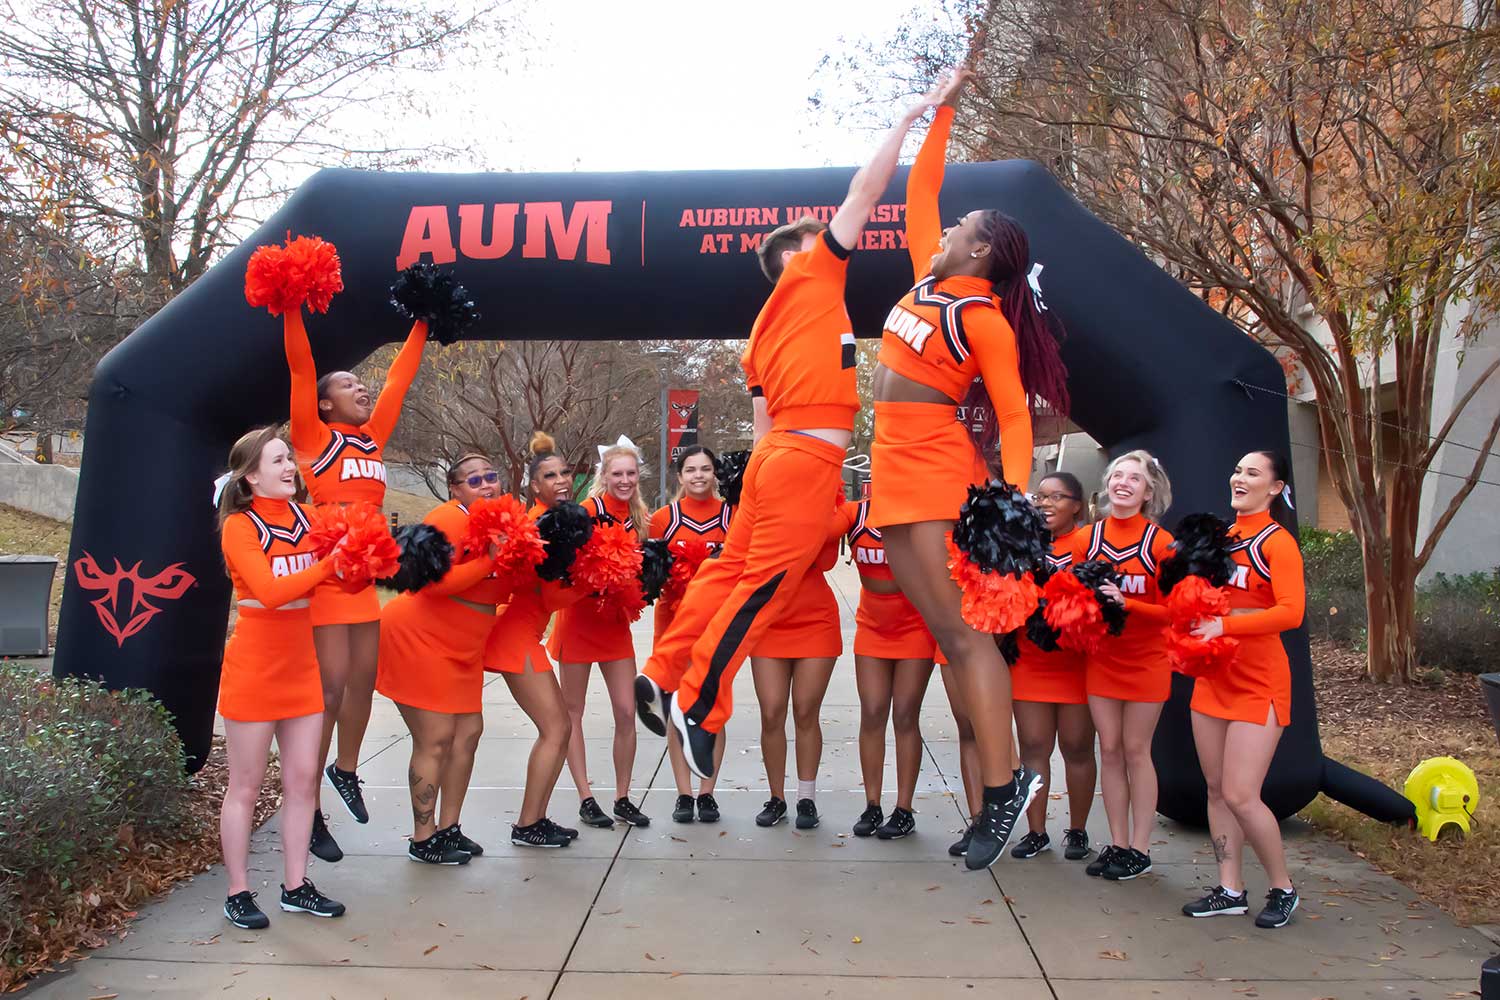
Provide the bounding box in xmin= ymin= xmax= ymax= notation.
xmin=1482 ymin=674 xmax=1500 ymax=746
xmin=0 ymin=555 xmax=58 ymax=656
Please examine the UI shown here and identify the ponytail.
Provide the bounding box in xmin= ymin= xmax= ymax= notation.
xmin=1252 ymin=449 xmax=1297 ymax=531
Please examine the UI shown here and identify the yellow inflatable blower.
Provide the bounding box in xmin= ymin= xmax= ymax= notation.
xmin=1404 ymin=757 xmax=1480 ymax=842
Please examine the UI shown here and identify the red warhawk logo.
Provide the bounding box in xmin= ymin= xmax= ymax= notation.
xmin=73 ymin=553 xmax=196 ymax=647
xmin=671 ymin=401 xmax=696 ymax=420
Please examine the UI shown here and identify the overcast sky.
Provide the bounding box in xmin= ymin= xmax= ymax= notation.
xmin=397 ymin=0 xmax=939 ymax=175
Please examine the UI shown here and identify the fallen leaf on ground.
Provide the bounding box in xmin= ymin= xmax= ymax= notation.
xmin=1100 ymin=949 xmax=1129 ymax=961
xmin=423 ymin=945 xmax=439 ymax=956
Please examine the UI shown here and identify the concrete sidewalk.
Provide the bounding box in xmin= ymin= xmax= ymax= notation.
xmin=23 ymin=565 xmax=1491 ymax=998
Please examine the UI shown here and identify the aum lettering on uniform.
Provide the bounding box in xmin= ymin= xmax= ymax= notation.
xmin=340 ymin=458 xmax=388 ymax=483
xmin=856 ymin=548 xmax=887 ymax=566
xmin=271 ymin=552 xmax=316 ymax=577
xmin=1229 ymin=565 xmax=1251 ymax=590
xmin=884 ymin=304 xmax=935 ymax=354
xmin=1118 ymin=574 xmax=1147 ymax=595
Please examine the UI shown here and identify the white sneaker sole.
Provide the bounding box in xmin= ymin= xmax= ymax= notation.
xmin=510 ymin=839 xmax=566 ymax=848
xmin=279 ymin=902 xmax=343 ymax=916
xmin=1187 ymin=906 xmax=1249 ymax=917
xmin=634 ymin=675 xmax=668 ymax=736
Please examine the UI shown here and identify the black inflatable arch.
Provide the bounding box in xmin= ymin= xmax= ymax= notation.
xmin=53 ymin=161 xmax=1406 ymax=824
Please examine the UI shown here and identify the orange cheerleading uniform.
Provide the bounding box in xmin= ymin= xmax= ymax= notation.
xmin=1190 ymin=510 xmax=1305 ymax=726
xmin=375 ymin=501 xmax=506 ymax=715
xmin=644 ymin=229 xmax=855 ymax=733
xmin=869 ymin=104 xmax=1033 ymax=528
xmin=1069 ymin=514 xmax=1175 ymax=703
xmin=648 ymin=494 xmax=730 ymax=641
xmin=751 ymin=530 xmax=843 ymax=660
xmin=835 ymin=497 xmax=938 ymax=661
xmin=546 ymin=494 xmax=639 ymax=664
xmin=219 ymin=497 xmax=336 ymax=722
xmin=485 ymin=503 xmax=573 ymax=675
xmin=284 ymin=312 xmax=427 ymax=626
xmin=1012 ymin=526 xmax=1088 ymax=705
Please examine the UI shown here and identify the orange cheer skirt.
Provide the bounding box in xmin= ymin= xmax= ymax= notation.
xmin=219 ymin=606 xmax=324 ymax=722
xmin=309 ymin=577 xmax=382 ymax=627
xmin=1011 ymin=637 xmax=1087 ymax=705
xmin=853 ymin=588 xmax=937 ymax=661
xmin=376 ymin=592 xmax=494 ymax=715
xmin=485 ymin=585 xmax=557 ymax=675
xmin=868 ymin=401 xmax=990 ymax=529
xmin=1084 ymin=617 xmax=1171 ymax=703
xmin=547 ymin=601 xmax=635 ymax=664
xmin=1189 ymin=633 xmax=1291 ymax=726
xmin=752 ymin=569 xmax=842 ymax=660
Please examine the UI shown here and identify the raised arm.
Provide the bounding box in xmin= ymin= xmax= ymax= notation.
xmin=904 ymin=71 xmax=970 ymax=279
xmin=222 ymin=516 xmax=335 ymax=608
xmin=1222 ymin=533 xmax=1306 ymax=637
xmin=284 ymin=310 xmax=330 ymax=458
xmin=367 ymin=320 xmax=430 ymax=445
xmin=827 ymin=498 xmax=859 ymax=542
xmin=968 ymin=309 xmax=1034 ymax=492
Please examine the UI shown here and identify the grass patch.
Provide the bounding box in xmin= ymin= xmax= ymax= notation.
xmin=0 ymin=504 xmax=71 ymax=640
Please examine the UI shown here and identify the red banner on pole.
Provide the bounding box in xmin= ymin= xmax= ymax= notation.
xmin=667 ymin=389 xmax=700 ymax=464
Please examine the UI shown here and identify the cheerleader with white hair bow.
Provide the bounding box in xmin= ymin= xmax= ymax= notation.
xmin=548 ymin=434 xmax=654 ymax=830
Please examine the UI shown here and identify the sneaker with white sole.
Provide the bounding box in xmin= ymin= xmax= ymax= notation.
xmin=1254 ymin=887 xmax=1299 ymax=928
xmin=1010 ymin=830 xmax=1051 ymax=859
xmin=670 ymin=694 xmax=717 ymax=779
xmin=634 ymin=674 xmax=668 ymax=736
xmin=224 ymin=890 xmax=269 ymax=929
xmin=511 ymin=819 xmax=571 ymax=848
xmin=324 ymin=764 xmax=368 ymax=824
xmin=279 ymin=879 xmax=346 ymax=917
xmin=1183 ymin=885 xmax=1250 ymax=918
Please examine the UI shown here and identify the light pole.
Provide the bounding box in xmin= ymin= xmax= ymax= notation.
xmin=646 ymin=345 xmax=675 ymax=506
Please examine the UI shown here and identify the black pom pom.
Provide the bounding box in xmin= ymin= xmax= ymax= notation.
xmin=996 ymin=629 xmax=1020 ymax=664
xmin=1073 ymin=559 xmax=1129 ymax=635
xmin=639 ymin=538 xmax=674 ymax=604
xmin=536 ymin=502 xmax=595 ymax=582
xmin=378 ymin=523 xmax=454 ymax=593
xmin=951 ymin=482 xmax=1051 ymax=577
xmin=1158 ymin=513 xmax=1236 ymax=595
xmin=718 ymin=450 xmax=752 ymax=507
xmin=390 ymin=262 xmax=480 ymax=346
xmin=1025 ymin=605 xmax=1062 ymax=651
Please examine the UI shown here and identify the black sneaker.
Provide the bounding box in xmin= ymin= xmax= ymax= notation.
xmin=543 ymin=817 xmax=579 ymax=841
xmin=224 ymin=890 xmax=269 ymax=930
xmin=673 ymin=794 xmax=697 ymax=823
xmin=670 ymin=695 xmax=717 ymax=779
xmin=442 ymin=823 xmax=483 ymax=857
xmin=1063 ymin=828 xmax=1091 ymax=861
xmin=324 ymin=764 xmax=369 ymax=824
xmin=1010 ymin=830 xmax=1051 ymax=859
xmin=755 ymin=796 xmax=788 ymax=827
xmin=1085 ymin=845 xmax=1120 ymax=877
xmin=634 ymin=674 xmax=668 ymax=737
xmin=579 ymin=797 xmax=615 ymax=828
xmin=1014 ymin=765 xmax=1044 ymax=817
xmin=1103 ymin=847 xmax=1153 ymax=881
xmin=696 ymin=793 xmax=721 ymax=823
xmin=794 ymin=798 xmax=820 ymax=830
xmin=877 ymin=806 xmax=916 ymax=840
xmin=964 ymin=781 xmax=1033 ymax=871
xmin=853 ymin=803 xmax=884 ymax=838
xmin=408 ymin=830 xmax=471 ymax=865
xmin=511 ymin=818 xmax=571 ymax=848
xmin=279 ymin=878 xmax=346 ymax=917
xmin=309 ymin=811 xmax=343 ymax=863
xmin=948 ymin=820 xmax=974 ymax=857
xmin=1183 ymin=885 xmax=1250 ymax=918
xmin=613 ymin=797 xmax=651 ymax=828
xmin=1255 ymin=887 xmax=1299 ymax=928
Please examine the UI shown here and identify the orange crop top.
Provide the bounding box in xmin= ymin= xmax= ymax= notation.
xmin=1069 ymin=513 xmax=1176 ymax=626
xmin=741 ymin=230 xmax=860 ymax=433
xmin=876 ymin=105 xmax=1033 ymax=490
xmin=286 ymin=311 xmax=427 ymax=506
xmin=1221 ymin=510 xmax=1305 ymax=638
xmin=649 ymin=495 xmax=729 ymax=551
xmin=422 ymin=500 xmax=510 ymax=605
xmin=221 ymin=496 xmax=334 ymax=608
xmin=831 ymin=497 xmax=893 ymax=581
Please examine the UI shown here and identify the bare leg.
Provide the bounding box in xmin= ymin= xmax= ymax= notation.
xmin=1222 ymin=710 xmax=1291 ymax=889
xmin=312 ymin=624 xmax=354 ymax=803
xmin=1056 ymin=703 xmax=1097 ymax=830
xmin=1089 ymin=696 xmax=1130 ymax=848
xmin=333 ymin=620 xmax=381 ymax=772
xmin=397 ymin=703 xmax=457 ymax=843
xmin=668 ymin=725 xmax=727 ymax=796
xmin=504 ymin=661 xmax=572 ymax=826
xmin=1014 ymin=700 xmax=1059 ymax=835
xmin=790 ymin=656 xmax=837 ymax=784
xmin=752 ymin=657 xmax=792 ymax=800
xmin=855 ymin=654 xmax=895 ymax=805
xmin=940 ymin=663 xmax=982 ymax=819
xmin=597 ymin=657 xmax=639 ymax=803
xmin=890 ymin=659 xmax=933 ymax=811
xmin=558 ymin=662 xmax=594 ymax=802
xmin=272 ymin=712 xmax=324 ymax=888
xmin=1122 ymin=699 xmax=1165 ymax=853
xmin=1191 ymin=710 xmax=1242 ymax=890
xmin=221 ymin=719 xmax=276 ymax=895
xmin=438 ymin=712 xmax=485 ymax=828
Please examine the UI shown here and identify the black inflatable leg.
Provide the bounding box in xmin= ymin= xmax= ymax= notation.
xmin=1320 ymin=756 xmax=1417 ymax=824
xmin=1482 ymin=954 xmax=1499 ymax=1000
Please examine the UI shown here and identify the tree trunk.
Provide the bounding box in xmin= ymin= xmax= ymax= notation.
xmin=1357 ymin=526 xmax=1417 ymax=683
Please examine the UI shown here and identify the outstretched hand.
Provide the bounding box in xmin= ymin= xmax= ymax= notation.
xmin=906 ymin=69 xmax=970 ymax=120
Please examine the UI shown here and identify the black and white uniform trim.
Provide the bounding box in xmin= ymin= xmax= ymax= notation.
xmin=309 ymin=429 xmax=379 ymax=478
xmin=244 ymin=502 xmax=313 ymax=553
xmin=1085 ymin=520 xmax=1161 ymax=574
xmin=1227 ymin=521 xmax=1282 ymax=582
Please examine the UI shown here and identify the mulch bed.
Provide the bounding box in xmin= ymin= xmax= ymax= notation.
xmin=1 ymin=738 xmax=282 ymax=993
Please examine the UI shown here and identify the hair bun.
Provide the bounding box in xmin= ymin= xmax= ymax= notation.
xmin=529 ymin=431 xmax=556 ymax=456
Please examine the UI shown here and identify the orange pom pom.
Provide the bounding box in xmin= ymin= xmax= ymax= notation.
xmin=309 ymin=502 xmax=399 ymax=590
xmin=661 ymin=537 xmax=713 ymax=610
xmin=245 ymin=234 xmax=343 ymax=316
xmin=466 ymin=495 xmax=545 ymax=582
xmin=571 ymin=521 xmax=643 ymax=597
xmin=946 ymin=532 xmax=1041 ymax=634
xmin=1165 ymin=576 xmax=1239 ymax=677
xmin=1042 ymin=570 xmax=1109 ymax=654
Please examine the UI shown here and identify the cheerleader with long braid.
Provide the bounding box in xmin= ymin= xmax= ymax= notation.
xmin=550 ymin=439 xmax=653 ymax=830
xmin=869 ymin=69 xmax=1071 ymax=869
xmin=1181 ymin=450 xmax=1305 ymax=928
xmin=1070 ymin=451 xmax=1175 ymax=882
xmin=648 ymin=446 xmax=731 ymax=823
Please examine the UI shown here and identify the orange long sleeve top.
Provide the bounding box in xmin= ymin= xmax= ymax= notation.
xmin=1221 ymin=510 xmax=1306 ymax=638
xmin=648 ymin=495 xmax=730 ymax=550
xmin=876 ymin=105 xmax=1033 ymax=489
xmin=420 ymin=500 xmax=508 ymax=603
xmin=221 ymin=496 xmax=335 ymax=608
xmin=284 ymin=311 xmax=427 ymax=505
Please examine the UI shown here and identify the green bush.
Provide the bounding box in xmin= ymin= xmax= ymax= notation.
xmin=0 ymin=667 xmax=191 ymax=930
xmin=1300 ymin=528 xmax=1368 ymax=648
